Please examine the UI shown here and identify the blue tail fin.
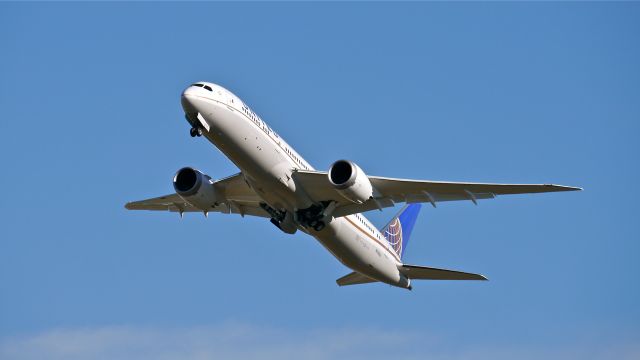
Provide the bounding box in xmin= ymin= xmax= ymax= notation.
xmin=381 ymin=204 xmax=422 ymax=259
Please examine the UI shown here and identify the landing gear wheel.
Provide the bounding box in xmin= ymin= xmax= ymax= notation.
xmin=190 ymin=127 xmax=198 ymax=137
xmin=270 ymin=218 xmax=282 ymax=230
xmin=313 ymin=221 xmax=325 ymax=232
xmin=197 ymin=128 xmax=203 ymax=137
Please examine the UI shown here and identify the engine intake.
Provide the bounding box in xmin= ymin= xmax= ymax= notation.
xmin=174 ymin=167 xmax=200 ymax=194
xmin=329 ymin=160 xmax=356 ymax=188
xmin=173 ymin=167 xmax=221 ymax=210
xmin=328 ymin=160 xmax=373 ymax=204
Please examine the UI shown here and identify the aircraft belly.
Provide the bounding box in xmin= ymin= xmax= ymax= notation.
xmin=313 ymin=217 xmax=402 ymax=286
xmin=190 ymin=97 xmax=402 ymax=286
xmin=198 ymin=102 xmax=310 ymax=210
xmin=206 ymin=111 xmax=275 ymax=172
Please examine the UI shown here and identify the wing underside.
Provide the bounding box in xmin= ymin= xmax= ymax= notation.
xmin=292 ymin=170 xmax=580 ymax=218
xmin=125 ymin=173 xmax=269 ymax=218
xmin=125 ymin=193 xmax=269 ymax=218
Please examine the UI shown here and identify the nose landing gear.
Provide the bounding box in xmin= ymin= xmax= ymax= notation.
xmin=189 ymin=127 xmax=203 ymax=137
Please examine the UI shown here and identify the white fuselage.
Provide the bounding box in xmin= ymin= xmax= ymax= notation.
xmin=181 ymin=82 xmax=409 ymax=289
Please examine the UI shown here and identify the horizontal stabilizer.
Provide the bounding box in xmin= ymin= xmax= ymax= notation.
xmin=336 ymin=271 xmax=378 ymax=286
xmin=401 ymin=264 xmax=487 ymax=281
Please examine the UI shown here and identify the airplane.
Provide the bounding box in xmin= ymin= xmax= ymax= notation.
xmin=125 ymin=82 xmax=581 ymax=290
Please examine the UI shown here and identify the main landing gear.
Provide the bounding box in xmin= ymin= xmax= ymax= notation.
xmin=260 ymin=203 xmax=297 ymax=234
xmin=189 ymin=127 xmax=203 ymax=137
xmin=297 ymin=202 xmax=335 ymax=232
xmin=309 ymin=219 xmax=325 ymax=232
xmin=260 ymin=201 xmax=335 ymax=234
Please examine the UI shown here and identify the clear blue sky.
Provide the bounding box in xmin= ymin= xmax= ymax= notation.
xmin=0 ymin=2 xmax=638 ymax=359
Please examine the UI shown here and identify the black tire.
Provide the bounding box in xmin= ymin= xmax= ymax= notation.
xmin=190 ymin=128 xmax=197 ymax=137
xmin=197 ymin=128 xmax=203 ymax=137
xmin=270 ymin=218 xmax=282 ymax=230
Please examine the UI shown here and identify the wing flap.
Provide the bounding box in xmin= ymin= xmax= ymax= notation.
xmin=401 ymin=264 xmax=488 ymax=281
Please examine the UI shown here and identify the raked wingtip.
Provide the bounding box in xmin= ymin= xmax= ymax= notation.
xmin=547 ymin=184 xmax=583 ymax=192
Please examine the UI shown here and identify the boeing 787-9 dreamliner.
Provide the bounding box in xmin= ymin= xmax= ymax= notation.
xmin=125 ymin=82 xmax=581 ymax=290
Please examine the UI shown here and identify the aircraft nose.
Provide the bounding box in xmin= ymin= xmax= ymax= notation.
xmin=182 ymin=85 xmax=198 ymax=98
xmin=181 ymin=86 xmax=199 ymax=113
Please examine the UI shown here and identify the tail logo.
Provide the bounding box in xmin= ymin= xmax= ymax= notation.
xmin=381 ymin=204 xmax=422 ymax=259
xmin=383 ymin=217 xmax=404 ymax=256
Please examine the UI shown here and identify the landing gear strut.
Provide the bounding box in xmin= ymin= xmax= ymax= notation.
xmin=261 ymin=203 xmax=297 ymax=234
xmin=297 ymin=201 xmax=334 ymax=232
xmin=260 ymin=202 xmax=333 ymax=233
xmin=310 ymin=220 xmax=325 ymax=232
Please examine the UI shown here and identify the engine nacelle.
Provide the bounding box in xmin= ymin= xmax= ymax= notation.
xmin=328 ymin=160 xmax=373 ymax=204
xmin=173 ymin=167 xmax=221 ymax=211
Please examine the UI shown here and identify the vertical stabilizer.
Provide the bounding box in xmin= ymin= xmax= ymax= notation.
xmin=381 ymin=204 xmax=422 ymax=259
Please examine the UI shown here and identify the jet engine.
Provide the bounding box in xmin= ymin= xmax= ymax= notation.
xmin=173 ymin=167 xmax=221 ymax=211
xmin=328 ymin=160 xmax=373 ymax=204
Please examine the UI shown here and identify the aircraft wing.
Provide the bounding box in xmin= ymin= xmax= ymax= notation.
xmin=125 ymin=173 xmax=269 ymax=218
xmin=292 ymin=170 xmax=581 ymax=218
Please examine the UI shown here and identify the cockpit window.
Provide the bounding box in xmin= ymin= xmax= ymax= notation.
xmin=191 ymin=83 xmax=212 ymax=92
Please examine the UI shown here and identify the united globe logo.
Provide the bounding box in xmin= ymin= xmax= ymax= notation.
xmin=383 ymin=218 xmax=403 ymax=256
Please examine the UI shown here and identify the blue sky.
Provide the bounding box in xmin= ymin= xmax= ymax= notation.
xmin=0 ymin=2 xmax=638 ymax=359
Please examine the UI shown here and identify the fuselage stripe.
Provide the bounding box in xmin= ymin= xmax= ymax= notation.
xmin=344 ymin=217 xmax=400 ymax=262
xmin=193 ymin=94 xmax=313 ymax=171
